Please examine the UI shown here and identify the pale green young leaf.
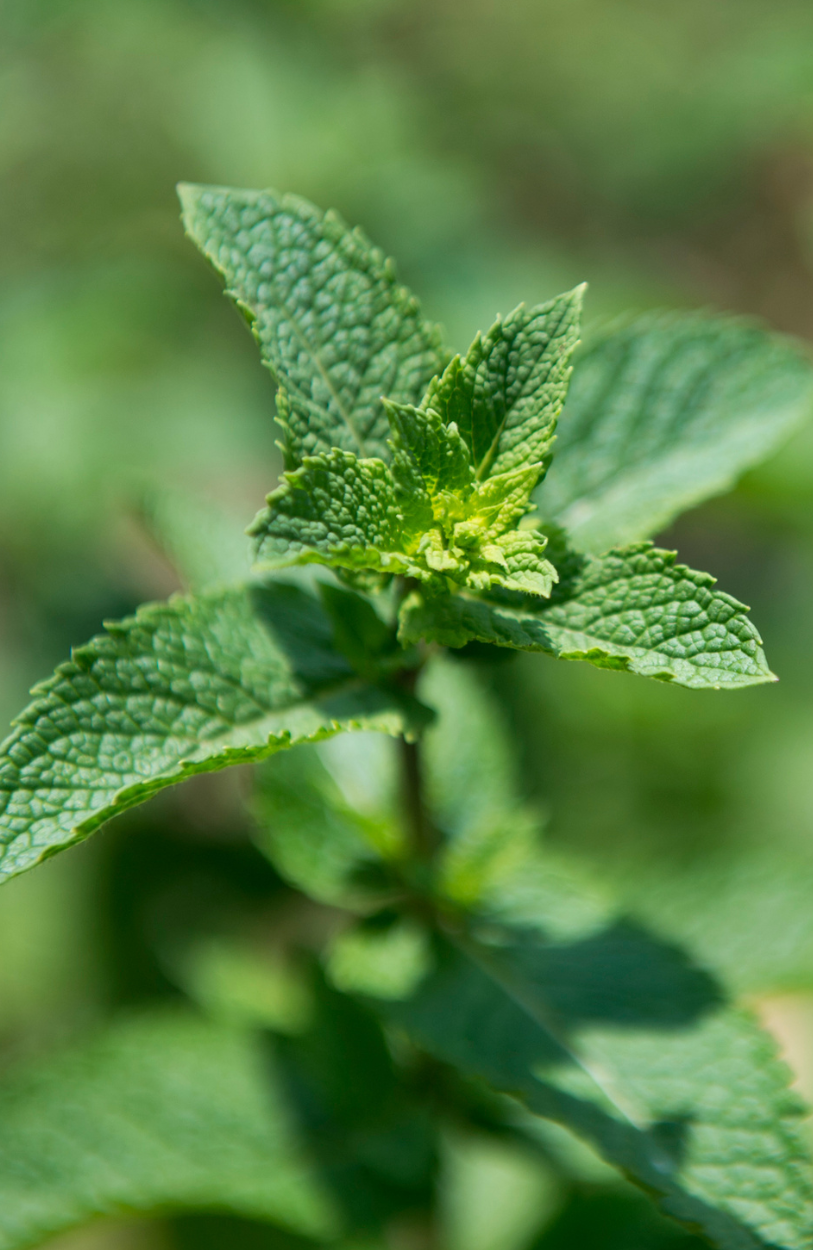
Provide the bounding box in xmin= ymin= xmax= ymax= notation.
xmin=391 ymin=931 xmax=813 ymax=1250
xmin=491 ymin=530 xmax=558 ymax=597
xmin=0 ymin=582 xmax=414 ymax=886
xmin=0 ymin=1010 xmax=336 ymax=1250
xmin=428 ymin=290 xmax=584 ymax=481
xmin=178 ymin=183 xmax=446 ymax=465
xmin=250 ymin=444 xmax=557 ymax=598
xmin=537 ymin=312 xmax=813 ymax=552
xmin=399 ymin=543 xmax=773 ymax=690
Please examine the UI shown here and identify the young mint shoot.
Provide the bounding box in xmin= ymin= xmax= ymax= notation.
xmin=0 ymin=183 xmax=812 ymax=1250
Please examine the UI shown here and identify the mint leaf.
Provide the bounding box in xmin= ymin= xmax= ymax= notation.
xmin=178 ymin=183 xmax=446 ymax=465
xmin=392 ymin=930 xmax=813 ymax=1250
xmin=326 ymin=917 xmax=432 ymax=1000
xmin=274 ymin=974 xmax=437 ymax=1234
xmin=0 ymin=1010 xmax=336 ymax=1249
xmin=250 ymin=409 xmax=558 ymax=598
xmin=537 ymin=312 xmax=813 ymax=551
xmin=428 ymin=290 xmax=584 ymax=481
xmin=385 ymin=397 xmax=474 ymax=542
xmin=400 ymin=543 xmax=773 ymax=689
xmin=249 ymin=448 xmax=411 ymax=577
xmin=254 ymin=743 xmax=401 ymax=908
xmin=0 ymin=582 xmax=414 ymax=885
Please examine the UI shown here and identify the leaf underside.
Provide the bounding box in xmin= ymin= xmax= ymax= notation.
xmin=178 ymin=183 xmax=447 ymax=465
xmin=0 ymin=581 xmax=411 ymax=885
xmin=0 ymin=1011 xmax=336 ymax=1250
xmin=537 ymin=311 xmax=813 ymax=552
xmin=400 ymin=543 xmax=774 ymax=689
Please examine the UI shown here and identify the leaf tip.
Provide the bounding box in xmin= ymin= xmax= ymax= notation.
xmin=176 ymin=181 xmax=205 ymax=222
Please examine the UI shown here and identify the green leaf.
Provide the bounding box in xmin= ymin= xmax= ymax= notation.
xmin=318 ymin=581 xmax=404 ymax=678
xmin=418 ymin=657 xmax=530 ymax=846
xmin=610 ymin=844 xmax=813 ymax=1000
xmin=253 ymin=742 xmax=402 ymax=908
xmin=428 ymin=290 xmax=584 ymax=481
xmin=249 ymin=448 xmax=410 ymax=577
xmin=0 ymin=1010 xmax=337 ymax=1249
xmin=326 ymin=917 xmax=432 ymax=1000
xmin=400 ymin=543 xmax=774 ymax=690
xmin=273 ymin=973 xmax=438 ymax=1234
xmin=178 ymin=183 xmax=447 ymax=465
xmin=537 ymin=311 xmax=813 ymax=552
xmin=419 ymin=658 xmax=613 ymax=934
xmin=250 ymin=442 xmax=557 ymax=599
xmin=391 ymin=927 xmax=813 ymax=1250
xmin=386 ymin=398 xmax=474 ymax=505
xmin=0 ymin=581 xmax=414 ymax=886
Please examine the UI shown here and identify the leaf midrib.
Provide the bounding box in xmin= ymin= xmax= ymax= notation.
xmin=474 ymin=301 xmax=572 ymax=483
xmin=449 ymin=930 xmax=657 ymax=1139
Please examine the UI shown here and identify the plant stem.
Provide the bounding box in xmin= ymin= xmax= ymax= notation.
xmin=400 ymin=734 xmax=437 ymax=862
xmin=396 ymin=662 xmax=439 ymax=865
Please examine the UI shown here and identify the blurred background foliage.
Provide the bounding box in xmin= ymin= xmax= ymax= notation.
xmin=4 ymin=0 xmax=813 ymax=1246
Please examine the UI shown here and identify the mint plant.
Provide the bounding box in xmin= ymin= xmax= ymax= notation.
xmin=0 ymin=184 xmax=812 ymax=1249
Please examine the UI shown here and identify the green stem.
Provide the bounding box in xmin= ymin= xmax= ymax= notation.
xmin=397 ymin=666 xmax=440 ymax=865
xmin=399 ymin=734 xmax=437 ymax=862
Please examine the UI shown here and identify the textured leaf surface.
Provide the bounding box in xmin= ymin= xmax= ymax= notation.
xmin=392 ymin=930 xmax=813 ymax=1250
xmin=179 ymin=183 xmax=446 ymax=464
xmin=537 ymin=312 xmax=813 ymax=551
xmin=429 ymin=290 xmax=583 ymax=480
xmin=400 ymin=543 xmax=773 ymax=689
xmin=250 ymin=442 xmax=557 ymax=597
xmin=250 ymin=448 xmax=409 ymax=576
xmin=0 ymin=582 xmax=411 ymax=885
xmin=0 ymin=1010 xmax=335 ymax=1250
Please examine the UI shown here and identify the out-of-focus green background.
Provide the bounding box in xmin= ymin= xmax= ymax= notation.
xmin=5 ymin=1 xmax=813 ymax=1246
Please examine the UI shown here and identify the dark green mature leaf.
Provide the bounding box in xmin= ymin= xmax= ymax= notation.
xmin=0 ymin=1010 xmax=336 ymax=1249
xmin=392 ymin=929 xmax=813 ymax=1250
xmin=400 ymin=543 xmax=773 ymax=689
xmin=0 ymin=581 xmax=415 ymax=885
xmin=537 ymin=312 xmax=813 ymax=552
xmin=178 ymin=183 xmax=446 ymax=465
xmin=274 ymin=974 xmax=437 ymax=1235
xmin=428 ymin=289 xmax=584 ymax=481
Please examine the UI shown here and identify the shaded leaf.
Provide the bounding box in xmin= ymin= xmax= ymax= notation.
xmin=0 ymin=1010 xmax=336 ymax=1249
xmin=253 ymin=744 xmax=401 ymax=908
xmin=273 ymin=974 xmax=437 ymax=1233
xmin=391 ymin=928 xmax=813 ymax=1250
